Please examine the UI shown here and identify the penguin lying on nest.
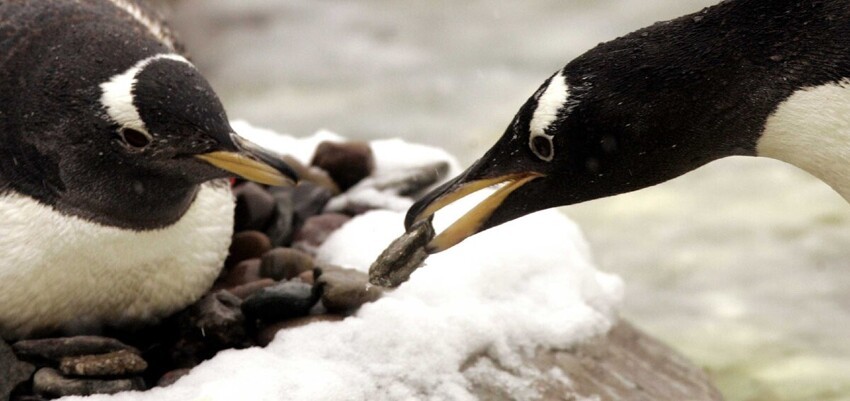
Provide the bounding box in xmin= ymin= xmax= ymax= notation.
xmin=407 ymin=0 xmax=850 ymax=252
xmin=0 ymin=0 xmax=298 ymax=339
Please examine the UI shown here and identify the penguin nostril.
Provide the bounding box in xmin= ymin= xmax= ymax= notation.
xmin=120 ymin=128 xmax=153 ymax=149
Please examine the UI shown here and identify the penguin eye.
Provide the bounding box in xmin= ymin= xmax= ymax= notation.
xmin=529 ymin=134 xmax=554 ymax=162
xmin=119 ymin=128 xmax=152 ymax=149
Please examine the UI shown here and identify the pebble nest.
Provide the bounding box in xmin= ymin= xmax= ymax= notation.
xmin=1 ymin=140 xmax=448 ymax=400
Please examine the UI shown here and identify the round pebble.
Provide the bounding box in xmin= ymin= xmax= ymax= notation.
xmin=225 ymin=231 xmax=272 ymax=268
xmin=157 ymin=368 xmax=192 ymax=387
xmin=242 ymin=281 xmax=319 ymax=323
xmin=310 ymin=141 xmax=374 ymax=190
xmin=228 ymin=278 xmax=276 ymax=299
xmin=292 ymin=213 xmax=351 ymax=249
xmin=217 ymin=259 xmax=261 ymax=288
xmin=259 ymin=248 xmax=315 ymax=281
xmin=233 ymin=182 xmax=275 ymax=232
xmin=59 ymin=350 xmax=147 ymax=377
xmin=316 ymin=267 xmax=383 ymax=314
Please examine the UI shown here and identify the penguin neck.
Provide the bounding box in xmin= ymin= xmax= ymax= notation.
xmin=56 ymin=175 xmax=203 ymax=231
xmin=757 ymin=79 xmax=850 ymax=201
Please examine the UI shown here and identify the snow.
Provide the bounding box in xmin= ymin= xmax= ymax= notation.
xmin=70 ymin=124 xmax=622 ymax=401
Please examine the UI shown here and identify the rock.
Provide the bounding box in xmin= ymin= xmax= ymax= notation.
xmin=256 ymin=315 xmax=344 ymax=346
xmin=1 ymin=338 xmax=35 ymax=401
xmin=292 ymin=213 xmax=350 ymax=249
xmin=316 ymin=267 xmax=383 ymax=314
xmin=265 ymin=188 xmax=295 ymax=247
xmin=242 ymin=281 xmax=319 ymax=323
xmin=225 ymin=231 xmax=272 ymax=268
xmin=157 ymin=368 xmax=191 ymax=387
xmin=259 ymin=248 xmax=314 ymax=281
xmin=59 ymin=350 xmax=147 ymax=377
xmin=297 ymin=270 xmax=315 ymax=285
xmin=291 ymin=182 xmax=334 ymax=225
xmin=228 ymin=278 xmax=276 ymax=299
xmin=12 ymin=336 xmax=139 ymax=362
xmin=281 ymin=155 xmax=341 ymax=195
xmin=32 ymin=368 xmax=144 ymax=397
xmin=233 ymin=182 xmax=276 ymax=232
xmin=369 ymin=219 xmax=435 ymax=287
xmin=371 ymin=161 xmax=451 ymax=197
xmin=10 ymin=396 xmax=47 ymax=401
xmin=310 ymin=141 xmax=374 ymax=191
xmin=186 ymin=291 xmax=246 ymax=349
xmin=464 ymin=321 xmax=724 ymax=401
xmin=217 ymin=258 xmax=261 ymax=288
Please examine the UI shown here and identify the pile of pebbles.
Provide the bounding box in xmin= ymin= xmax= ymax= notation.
xmin=2 ymin=140 xmax=449 ymax=401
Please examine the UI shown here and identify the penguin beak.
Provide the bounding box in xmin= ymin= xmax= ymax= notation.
xmin=196 ymin=134 xmax=298 ymax=186
xmin=405 ymin=168 xmax=544 ymax=253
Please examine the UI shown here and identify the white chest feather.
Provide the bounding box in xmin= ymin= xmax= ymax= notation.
xmin=0 ymin=182 xmax=234 ymax=339
xmin=758 ymin=79 xmax=850 ymax=201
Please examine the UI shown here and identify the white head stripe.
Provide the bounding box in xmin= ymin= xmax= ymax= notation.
xmin=106 ymin=0 xmax=176 ymax=50
xmin=99 ymin=54 xmax=192 ymax=133
xmin=529 ymin=70 xmax=570 ymax=137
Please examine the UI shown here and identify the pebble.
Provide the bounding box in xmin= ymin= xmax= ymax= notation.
xmin=316 ymin=267 xmax=383 ymax=314
xmin=242 ymin=281 xmax=319 ymax=323
xmin=59 ymin=350 xmax=147 ymax=377
xmin=259 ymin=248 xmax=315 ymax=281
xmin=265 ymin=189 xmax=295 ymax=247
xmin=311 ymin=141 xmax=375 ymax=190
xmin=368 ymin=219 xmax=435 ymax=287
xmin=33 ymin=368 xmax=144 ymax=397
xmin=281 ymin=155 xmax=341 ymax=195
xmin=185 ymin=291 xmax=246 ymax=349
xmin=367 ymin=161 xmax=450 ymax=197
xmin=256 ymin=315 xmax=344 ymax=346
xmin=233 ymin=182 xmax=275 ymax=232
xmin=292 ymin=213 xmax=350 ymax=249
xmin=1 ymin=338 xmax=35 ymax=401
xmin=216 ymin=258 xmax=261 ymax=288
xmin=157 ymin=368 xmax=191 ymax=387
xmin=228 ymin=278 xmax=276 ymax=299
xmin=12 ymin=336 xmax=139 ymax=362
xmin=225 ymin=231 xmax=272 ymax=268
xmin=297 ymin=270 xmax=315 ymax=285
xmin=291 ymin=182 xmax=334 ymax=225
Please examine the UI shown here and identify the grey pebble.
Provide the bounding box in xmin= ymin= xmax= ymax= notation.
xmin=242 ymin=281 xmax=319 ymax=322
xmin=12 ymin=336 xmax=139 ymax=362
xmin=59 ymin=350 xmax=147 ymax=377
xmin=260 ymin=248 xmax=315 ymax=281
xmin=317 ymin=267 xmax=383 ymax=313
xmin=368 ymin=219 xmax=435 ymax=288
xmin=33 ymin=368 xmax=144 ymax=397
xmin=1 ymin=338 xmax=35 ymax=401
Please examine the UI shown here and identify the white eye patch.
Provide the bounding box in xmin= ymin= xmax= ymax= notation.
xmin=99 ymin=54 xmax=193 ymax=136
xmin=528 ymin=70 xmax=570 ymax=162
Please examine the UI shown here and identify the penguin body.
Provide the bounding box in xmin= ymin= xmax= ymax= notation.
xmin=407 ymin=0 xmax=850 ymax=252
xmin=0 ymin=0 xmax=296 ymax=339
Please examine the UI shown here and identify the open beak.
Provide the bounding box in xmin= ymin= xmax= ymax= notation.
xmin=405 ymin=171 xmax=543 ymax=253
xmin=195 ymin=134 xmax=299 ymax=186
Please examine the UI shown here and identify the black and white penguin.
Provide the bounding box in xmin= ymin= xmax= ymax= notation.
xmin=0 ymin=0 xmax=297 ymax=339
xmin=407 ymin=0 xmax=850 ymax=252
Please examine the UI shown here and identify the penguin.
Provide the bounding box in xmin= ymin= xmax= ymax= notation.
xmin=407 ymin=0 xmax=850 ymax=252
xmin=0 ymin=0 xmax=298 ymax=339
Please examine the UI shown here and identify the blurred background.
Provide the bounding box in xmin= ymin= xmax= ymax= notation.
xmin=157 ymin=1 xmax=850 ymax=400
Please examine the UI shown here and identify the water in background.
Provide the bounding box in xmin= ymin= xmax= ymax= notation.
xmin=163 ymin=1 xmax=850 ymax=399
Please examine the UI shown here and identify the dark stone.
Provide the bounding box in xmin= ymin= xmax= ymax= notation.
xmin=256 ymin=315 xmax=344 ymax=346
xmin=372 ymin=162 xmax=451 ymax=197
xmin=259 ymin=248 xmax=315 ymax=281
xmin=12 ymin=336 xmax=139 ymax=363
xmin=217 ymin=258 xmax=262 ymax=288
xmin=311 ymin=141 xmax=374 ymax=190
xmin=1 ymin=338 xmax=35 ymax=401
xmin=316 ymin=267 xmax=383 ymax=314
xmin=59 ymin=350 xmax=147 ymax=377
xmin=157 ymin=368 xmax=191 ymax=387
xmin=10 ymin=396 xmax=47 ymax=401
xmin=281 ymin=155 xmax=340 ymax=195
xmin=225 ymin=231 xmax=272 ymax=269
xmin=292 ymin=213 xmax=350 ymax=249
xmin=368 ymin=219 xmax=435 ymax=287
xmin=228 ymin=278 xmax=277 ymax=299
xmin=233 ymin=182 xmax=276 ymax=232
xmin=265 ymin=188 xmax=295 ymax=247
xmin=291 ymin=182 xmax=334 ymax=225
xmin=242 ymin=281 xmax=319 ymax=323
xmin=32 ymin=368 xmax=144 ymax=397
xmin=185 ymin=291 xmax=246 ymax=349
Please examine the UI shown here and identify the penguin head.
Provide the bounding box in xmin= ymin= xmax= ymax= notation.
xmin=94 ymin=54 xmax=297 ymax=187
xmin=406 ymin=60 xmax=750 ymax=252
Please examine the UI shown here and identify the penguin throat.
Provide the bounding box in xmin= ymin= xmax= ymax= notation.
xmin=757 ymin=79 xmax=850 ymax=201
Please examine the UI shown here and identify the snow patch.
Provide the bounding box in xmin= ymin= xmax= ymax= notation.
xmin=70 ymin=124 xmax=622 ymax=401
